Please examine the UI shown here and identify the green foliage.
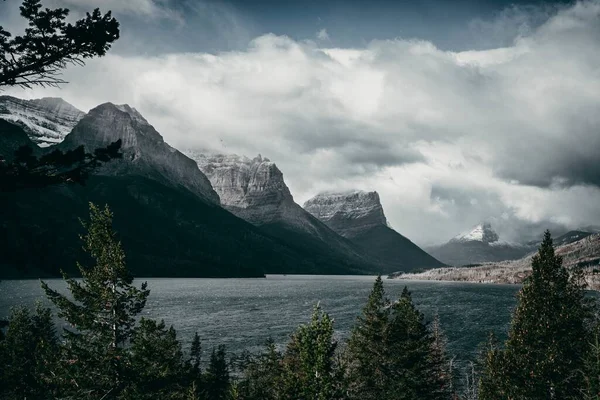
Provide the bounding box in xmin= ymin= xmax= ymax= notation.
xmin=203 ymin=345 xmax=232 ymax=400
xmin=0 ymin=303 xmax=59 ymax=399
xmin=347 ymin=278 xmax=454 ymax=400
xmin=479 ymin=230 xmax=594 ymax=399
xmin=0 ymin=0 xmax=119 ymax=88
xmin=347 ymin=275 xmax=390 ymax=399
xmin=429 ymin=314 xmax=454 ymax=399
xmin=41 ymin=202 xmax=150 ymax=399
xmin=280 ymin=304 xmax=342 ymax=400
xmin=124 ymin=318 xmax=187 ymax=399
xmin=237 ymin=306 xmax=346 ymax=400
xmin=0 ymin=139 xmax=123 ymax=190
xmin=235 ymin=339 xmax=284 ymax=400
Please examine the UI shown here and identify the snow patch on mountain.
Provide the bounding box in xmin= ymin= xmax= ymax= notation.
xmin=0 ymin=96 xmax=85 ymax=147
xmin=451 ymin=222 xmax=500 ymax=244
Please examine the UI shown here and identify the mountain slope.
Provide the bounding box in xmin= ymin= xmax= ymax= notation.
xmin=0 ymin=96 xmax=85 ymax=147
xmin=1 ymin=102 xmax=371 ymax=278
xmin=61 ymin=103 xmax=219 ymax=205
xmin=426 ymin=223 xmax=534 ymax=266
xmin=0 ymin=119 xmax=41 ymax=161
xmin=304 ymin=191 xmax=446 ymax=272
xmin=393 ymin=233 xmax=600 ymax=288
xmin=189 ymin=153 xmax=378 ymax=274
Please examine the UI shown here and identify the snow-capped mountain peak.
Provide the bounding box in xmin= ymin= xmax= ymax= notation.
xmin=0 ymin=95 xmax=85 ymax=147
xmin=451 ymin=222 xmax=499 ymax=244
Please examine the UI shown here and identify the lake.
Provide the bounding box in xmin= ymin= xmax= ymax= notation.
xmin=0 ymin=275 xmax=520 ymax=366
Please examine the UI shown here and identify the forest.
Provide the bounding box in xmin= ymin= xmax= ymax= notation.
xmin=1 ymin=203 xmax=599 ymax=400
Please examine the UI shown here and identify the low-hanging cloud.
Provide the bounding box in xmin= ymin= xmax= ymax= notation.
xmin=5 ymin=0 xmax=600 ymax=245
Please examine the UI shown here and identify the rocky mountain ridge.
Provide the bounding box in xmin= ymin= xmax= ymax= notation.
xmin=0 ymin=96 xmax=85 ymax=147
xmin=188 ymin=152 xmax=380 ymax=273
xmin=1 ymin=102 xmax=375 ymax=278
xmin=60 ymin=103 xmax=219 ymax=205
xmin=304 ymin=190 xmax=446 ymax=272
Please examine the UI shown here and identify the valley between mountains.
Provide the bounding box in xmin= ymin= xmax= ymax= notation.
xmin=1 ymin=95 xmax=598 ymax=280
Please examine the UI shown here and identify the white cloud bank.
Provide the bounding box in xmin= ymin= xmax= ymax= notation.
xmin=6 ymin=0 xmax=600 ymax=245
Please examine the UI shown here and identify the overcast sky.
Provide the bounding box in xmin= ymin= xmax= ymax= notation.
xmin=2 ymin=0 xmax=600 ymax=246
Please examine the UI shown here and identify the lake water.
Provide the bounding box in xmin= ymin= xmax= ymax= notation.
xmin=0 ymin=276 xmax=520 ymax=365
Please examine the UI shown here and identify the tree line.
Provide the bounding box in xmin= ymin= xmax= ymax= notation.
xmin=1 ymin=204 xmax=600 ymax=399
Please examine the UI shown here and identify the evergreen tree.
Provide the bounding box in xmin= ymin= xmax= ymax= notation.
xmin=236 ymin=338 xmax=284 ymax=400
xmin=124 ymin=318 xmax=187 ymax=399
xmin=190 ymin=332 xmax=202 ymax=375
xmin=1 ymin=0 xmax=119 ymax=88
xmin=477 ymin=333 xmax=502 ymax=400
xmin=203 ymin=345 xmax=231 ymax=400
xmin=583 ymin=321 xmax=600 ymax=400
xmin=280 ymin=304 xmax=343 ymax=400
xmin=40 ymin=203 xmax=150 ymax=399
xmin=0 ymin=303 xmax=59 ymax=399
xmin=479 ymin=230 xmax=593 ymax=399
xmin=1 ymin=138 xmax=123 ymax=190
xmin=429 ymin=314 xmax=454 ymax=399
xmin=347 ymin=275 xmax=390 ymax=399
xmin=383 ymin=287 xmax=438 ymax=400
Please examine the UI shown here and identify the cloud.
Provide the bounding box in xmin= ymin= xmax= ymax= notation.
xmin=317 ymin=28 xmax=330 ymax=41
xmin=54 ymin=0 xmax=173 ymax=18
xmin=5 ymin=0 xmax=600 ymax=245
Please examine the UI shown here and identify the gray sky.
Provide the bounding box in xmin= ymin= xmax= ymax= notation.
xmin=2 ymin=0 xmax=600 ymax=246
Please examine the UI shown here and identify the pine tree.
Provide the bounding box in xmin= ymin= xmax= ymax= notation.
xmin=383 ymin=287 xmax=436 ymax=400
xmin=477 ymin=333 xmax=503 ymax=400
xmin=429 ymin=314 xmax=454 ymax=399
xmin=1 ymin=0 xmax=120 ymax=89
xmin=190 ymin=332 xmax=202 ymax=375
xmin=479 ymin=230 xmax=593 ymax=399
xmin=40 ymin=203 xmax=150 ymax=399
xmin=124 ymin=318 xmax=187 ymax=399
xmin=583 ymin=321 xmax=600 ymax=400
xmin=347 ymin=275 xmax=390 ymax=399
xmin=236 ymin=338 xmax=284 ymax=400
xmin=280 ymin=304 xmax=343 ymax=400
xmin=0 ymin=302 xmax=59 ymax=399
xmin=203 ymin=345 xmax=231 ymax=400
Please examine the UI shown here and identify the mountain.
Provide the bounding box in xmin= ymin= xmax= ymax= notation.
xmin=426 ymin=222 xmax=534 ymax=267
xmin=0 ymin=103 xmax=368 ymax=278
xmin=188 ymin=153 xmax=378 ymax=274
xmin=393 ymin=233 xmax=600 ymax=289
xmin=0 ymin=119 xmax=41 ymax=161
xmin=303 ymin=191 xmax=446 ymax=272
xmin=61 ymin=103 xmax=219 ymax=204
xmin=0 ymin=96 xmax=85 ymax=147
xmin=554 ymin=230 xmax=596 ymax=246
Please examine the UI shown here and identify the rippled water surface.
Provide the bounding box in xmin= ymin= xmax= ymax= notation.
xmin=0 ymin=276 xmax=520 ymax=363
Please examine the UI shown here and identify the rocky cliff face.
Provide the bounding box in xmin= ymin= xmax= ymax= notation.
xmin=188 ymin=152 xmax=380 ymax=273
xmin=192 ymin=153 xmax=294 ymax=224
xmin=0 ymin=96 xmax=85 ymax=147
xmin=303 ymin=191 xmax=388 ymax=237
xmin=304 ymin=191 xmax=446 ymax=272
xmin=61 ymin=103 xmax=219 ymax=205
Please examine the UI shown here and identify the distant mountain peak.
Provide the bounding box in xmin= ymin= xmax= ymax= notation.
xmin=303 ymin=190 xmax=388 ymax=234
xmin=451 ymin=222 xmax=500 ymax=244
xmin=0 ymin=95 xmax=85 ymax=147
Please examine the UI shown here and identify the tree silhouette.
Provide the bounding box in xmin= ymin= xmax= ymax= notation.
xmin=0 ymin=0 xmax=119 ymax=89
